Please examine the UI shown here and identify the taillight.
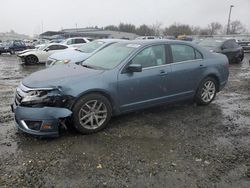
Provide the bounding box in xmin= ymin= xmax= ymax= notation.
xmin=224 ymin=62 xmax=230 ymax=68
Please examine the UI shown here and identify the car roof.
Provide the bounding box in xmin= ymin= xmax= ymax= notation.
xmin=48 ymin=43 xmax=68 ymax=47
xmin=202 ymin=38 xmax=236 ymax=42
xmin=66 ymin=37 xmax=88 ymax=40
xmin=117 ymin=39 xmax=193 ymax=46
xmin=95 ymin=39 xmax=126 ymax=43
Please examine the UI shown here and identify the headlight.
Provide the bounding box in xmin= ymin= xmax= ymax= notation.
xmin=18 ymin=86 xmax=73 ymax=107
xmin=52 ymin=59 xmax=71 ymax=66
xmin=21 ymin=88 xmax=61 ymax=106
xmin=22 ymin=90 xmax=49 ymax=103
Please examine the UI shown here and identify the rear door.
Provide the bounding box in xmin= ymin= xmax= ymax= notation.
xmin=168 ymin=44 xmax=205 ymax=100
xmin=118 ymin=44 xmax=172 ymax=112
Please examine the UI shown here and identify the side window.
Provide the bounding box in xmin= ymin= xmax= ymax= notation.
xmin=66 ymin=40 xmax=72 ymax=45
xmin=57 ymin=45 xmax=68 ymax=50
xmin=131 ymin=45 xmax=166 ymax=68
xmin=14 ymin=41 xmax=21 ymax=46
xmin=47 ymin=45 xmax=56 ymax=50
xmin=232 ymin=40 xmax=239 ymax=48
xmin=48 ymin=45 xmax=65 ymax=51
xmin=74 ymin=39 xmax=85 ymax=44
xmin=170 ymin=44 xmax=195 ymax=63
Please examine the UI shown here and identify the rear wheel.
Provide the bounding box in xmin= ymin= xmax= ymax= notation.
xmin=25 ymin=55 xmax=38 ymax=64
xmin=240 ymin=54 xmax=244 ymax=62
xmin=72 ymin=94 xmax=112 ymax=134
xmin=195 ymin=77 xmax=217 ymax=105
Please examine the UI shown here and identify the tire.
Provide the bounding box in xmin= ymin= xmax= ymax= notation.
xmin=195 ymin=77 xmax=217 ymax=105
xmin=240 ymin=54 xmax=244 ymax=62
xmin=71 ymin=93 xmax=112 ymax=134
xmin=25 ymin=55 xmax=38 ymax=64
xmin=234 ymin=56 xmax=242 ymax=64
xmin=10 ymin=50 xmax=15 ymax=55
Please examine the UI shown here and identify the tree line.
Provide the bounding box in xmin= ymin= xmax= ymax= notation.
xmin=103 ymin=21 xmax=247 ymax=37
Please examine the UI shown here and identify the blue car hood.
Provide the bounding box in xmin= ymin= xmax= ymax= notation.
xmin=22 ymin=64 xmax=104 ymax=88
xmin=50 ymin=49 xmax=91 ymax=63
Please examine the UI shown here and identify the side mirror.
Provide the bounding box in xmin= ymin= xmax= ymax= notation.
xmin=127 ymin=64 xmax=142 ymax=73
xmin=221 ymin=46 xmax=226 ymax=51
xmin=44 ymin=48 xmax=49 ymax=52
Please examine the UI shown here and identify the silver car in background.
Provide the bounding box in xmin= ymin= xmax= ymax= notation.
xmin=46 ymin=39 xmax=125 ymax=67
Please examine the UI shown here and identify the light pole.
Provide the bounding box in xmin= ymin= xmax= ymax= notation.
xmin=226 ymin=5 xmax=234 ymax=35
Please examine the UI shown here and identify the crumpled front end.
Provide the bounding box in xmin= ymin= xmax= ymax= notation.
xmin=13 ymin=106 xmax=72 ymax=137
xmin=11 ymin=83 xmax=73 ymax=137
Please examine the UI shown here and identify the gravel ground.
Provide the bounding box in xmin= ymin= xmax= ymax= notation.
xmin=0 ymin=54 xmax=249 ymax=188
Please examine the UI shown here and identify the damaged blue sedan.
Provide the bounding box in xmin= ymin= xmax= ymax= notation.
xmin=12 ymin=40 xmax=229 ymax=137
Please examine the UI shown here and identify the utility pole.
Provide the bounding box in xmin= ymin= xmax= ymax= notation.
xmin=41 ymin=21 xmax=44 ymax=33
xmin=226 ymin=5 xmax=234 ymax=35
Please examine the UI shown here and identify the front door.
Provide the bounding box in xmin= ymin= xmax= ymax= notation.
xmin=118 ymin=44 xmax=171 ymax=112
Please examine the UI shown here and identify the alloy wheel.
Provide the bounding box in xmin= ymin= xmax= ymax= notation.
xmin=26 ymin=56 xmax=37 ymax=64
xmin=201 ymin=80 xmax=216 ymax=103
xmin=78 ymin=100 xmax=108 ymax=130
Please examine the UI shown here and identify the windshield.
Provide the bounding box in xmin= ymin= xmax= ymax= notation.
xmin=199 ymin=39 xmax=223 ymax=48
xmin=77 ymin=41 xmax=105 ymax=53
xmin=82 ymin=43 xmax=138 ymax=70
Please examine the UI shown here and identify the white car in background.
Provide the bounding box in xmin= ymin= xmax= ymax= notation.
xmin=18 ymin=43 xmax=69 ymax=64
xmin=61 ymin=37 xmax=92 ymax=48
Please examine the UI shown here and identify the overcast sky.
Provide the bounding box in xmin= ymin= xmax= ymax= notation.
xmin=1 ymin=0 xmax=249 ymax=35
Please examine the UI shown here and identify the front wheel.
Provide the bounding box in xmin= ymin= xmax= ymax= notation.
xmin=72 ymin=94 xmax=112 ymax=134
xmin=25 ymin=55 xmax=38 ymax=64
xmin=195 ymin=77 xmax=217 ymax=105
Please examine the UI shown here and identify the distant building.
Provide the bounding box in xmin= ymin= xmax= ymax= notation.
xmin=39 ymin=28 xmax=138 ymax=40
xmin=0 ymin=32 xmax=30 ymax=41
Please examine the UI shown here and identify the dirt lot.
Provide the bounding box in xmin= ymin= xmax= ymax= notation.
xmin=0 ymin=54 xmax=249 ymax=187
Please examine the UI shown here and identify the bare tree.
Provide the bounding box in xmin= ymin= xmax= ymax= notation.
xmin=208 ymin=22 xmax=222 ymax=35
xmin=151 ymin=22 xmax=163 ymax=36
xmin=164 ymin=23 xmax=192 ymax=37
xmin=229 ymin=20 xmax=246 ymax=34
xmin=118 ymin=23 xmax=136 ymax=33
xmin=199 ymin=28 xmax=210 ymax=36
xmin=191 ymin=26 xmax=202 ymax=35
xmin=136 ymin=25 xmax=155 ymax=36
xmin=104 ymin=25 xmax=119 ymax=31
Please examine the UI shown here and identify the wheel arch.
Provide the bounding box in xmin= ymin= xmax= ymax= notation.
xmin=70 ymin=89 xmax=119 ymax=115
xmin=205 ymin=74 xmax=220 ymax=92
xmin=24 ymin=54 xmax=39 ymax=63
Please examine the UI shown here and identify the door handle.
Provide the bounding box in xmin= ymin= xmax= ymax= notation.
xmin=199 ymin=64 xmax=206 ymax=69
xmin=159 ymin=70 xmax=168 ymax=76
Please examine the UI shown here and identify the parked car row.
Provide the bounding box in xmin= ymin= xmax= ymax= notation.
xmin=1 ymin=36 xmax=245 ymax=67
xmin=0 ymin=40 xmax=34 ymax=55
xmin=0 ymin=37 xmax=92 ymax=56
xmin=237 ymin=38 xmax=250 ymax=52
xmin=198 ymin=38 xmax=244 ymax=64
xmin=11 ymin=39 xmax=229 ymax=137
xmin=18 ymin=43 xmax=70 ymax=64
